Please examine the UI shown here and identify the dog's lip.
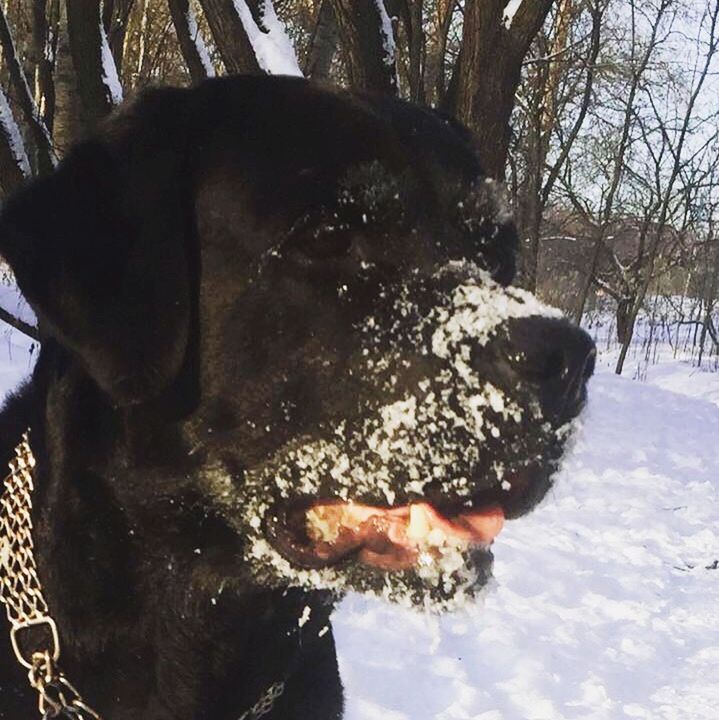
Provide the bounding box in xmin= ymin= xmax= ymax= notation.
xmin=264 ymin=499 xmax=504 ymax=571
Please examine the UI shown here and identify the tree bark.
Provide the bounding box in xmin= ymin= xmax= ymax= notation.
xmin=330 ymin=0 xmax=397 ymax=95
xmin=432 ymin=0 xmax=457 ymax=106
xmin=516 ymin=0 xmax=578 ymax=291
xmin=305 ymin=0 xmax=337 ymax=81
xmin=103 ymin=0 xmax=135 ymax=76
xmin=452 ymin=0 xmax=554 ymax=179
xmin=0 ymin=87 xmax=30 ymax=195
xmin=66 ymin=0 xmax=121 ymax=131
xmin=30 ymin=0 xmax=56 ymax=134
xmin=53 ymin=1 xmax=82 ymax=156
xmin=402 ymin=0 xmax=424 ymax=102
xmin=0 ymin=4 xmax=55 ymax=174
xmin=168 ymin=0 xmax=213 ymax=83
xmin=541 ymin=0 xmax=603 ymax=206
xmin=0 ymin=136 xmax=28 ymax=195
xmin=615 ymin=296 xmax=633 ymax=345
xmin=198 ymin=0 xmax=262 ymax=74
xmin=698 ymin=233 xmax=719 ymax=367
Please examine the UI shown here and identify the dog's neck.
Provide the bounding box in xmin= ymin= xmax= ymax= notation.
xmin=0 ymin=424 xmax=344 ymax=720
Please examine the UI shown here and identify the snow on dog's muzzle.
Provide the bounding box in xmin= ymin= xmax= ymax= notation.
xmin=217 ymin=263 xmax=594 ymax=607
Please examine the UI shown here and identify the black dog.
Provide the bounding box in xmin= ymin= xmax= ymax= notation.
xmin=0 ymin=76 xmax=594 ymax=719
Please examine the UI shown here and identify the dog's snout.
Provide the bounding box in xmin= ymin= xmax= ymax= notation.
xmin=506 ymin=317 xmax=596 ymax=419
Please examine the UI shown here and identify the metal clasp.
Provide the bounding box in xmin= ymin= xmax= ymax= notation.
xmin=10 ymin=616 xmax=60 ymax=669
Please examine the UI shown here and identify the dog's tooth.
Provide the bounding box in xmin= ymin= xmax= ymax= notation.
xmin=406 ymin=504 xmax=431 ymax=541
xmin=426 ymin=528 xmax=447 ymax=547
xmin=306 ymin=507 xmax=341 ymax=543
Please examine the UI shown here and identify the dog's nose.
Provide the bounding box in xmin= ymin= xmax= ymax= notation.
xmin=505 ymin=317 xmax=596 ymax=419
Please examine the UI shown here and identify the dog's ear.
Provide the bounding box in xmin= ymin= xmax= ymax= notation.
xmin=0 ymin=139 xmax=191 ymax=406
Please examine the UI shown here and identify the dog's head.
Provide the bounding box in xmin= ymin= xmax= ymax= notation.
xmin=0 ymin=77 xmax=594 ymax=609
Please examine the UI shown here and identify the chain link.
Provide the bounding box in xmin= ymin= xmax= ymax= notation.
xmin=0 ymin=433 xmax=45 ymax=625
xmin=237 ymin=682 xmax=285 ymax=720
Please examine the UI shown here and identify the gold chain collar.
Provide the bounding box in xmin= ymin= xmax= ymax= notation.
xmin=0 ymin=431 xmax=101 ymax=719
xmin=0 ymin=431 xmax=285 ymax=720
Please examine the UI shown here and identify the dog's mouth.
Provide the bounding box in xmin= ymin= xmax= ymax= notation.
xmin=265 ymin=498 xmax=505 ymax=571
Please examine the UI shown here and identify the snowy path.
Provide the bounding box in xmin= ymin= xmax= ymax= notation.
xmin=0 ymin=296 xmax=717 ymax=719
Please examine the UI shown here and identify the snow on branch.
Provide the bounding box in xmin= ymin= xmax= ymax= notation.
xmin=99 ymin=21 xmax=123 ymax=104
xmin=231 ymin=0 xmax=303 ymax=76
xmin=503 ymin=0 xmax=524 ymax=29
xmin=187 ymin=5 xmax=215 ymax=77
xmin=374 ymin=0 xmax=396 ymax=68
xmin=169 ymin=0 xmax=215 ymax=83
xmin=0 ymin=86 xmax=31 ymax=180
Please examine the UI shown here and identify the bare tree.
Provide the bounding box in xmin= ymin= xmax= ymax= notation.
xmin=566 ymin=0 xmax=673 ymax=327
xmin=168 ymin=0 xmax=215 ymax=83
xmin=53 ymin=1 xmax=82 ymax=156
xmin=103 ymin=0 xmax=136 ymax=75
xmin=449 ymin=0 xmax=555 ymax=178
xmin=513 ymin=0 xmax=605 ymax=291
xmin=30 ymin=0 xmax=56 ymax=133
xmin=304 ymin=0 xmax=338 ymax=81
xmin=614 ymin=1 xmax=719 ymax=374
xmin=198 ymin=0 xmax=262 ymax=74
xmin=329 ymin=0 xmax=397 ymax=94
xmin=66 ymin=0 xmax=123 ymax=130
xmin=0 ymin=0 xmax=559 ymax=342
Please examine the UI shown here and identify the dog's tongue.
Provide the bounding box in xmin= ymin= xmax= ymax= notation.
xmin=304 ymin=501 xmax=504 ymax=571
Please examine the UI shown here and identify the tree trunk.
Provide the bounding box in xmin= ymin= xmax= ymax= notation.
xmin=515 ymin=30 xmax=549 ymax=291
xmin=53 ymin=1 xmax=82 ymax=156
xmin=168 ymin=0 xmax=214 ymax=83
xmin=516 ymin=0 xmax=578 ymax=291
xmin=517 ymin=176 xmax=543 ymax=291
xmin=572 ymin=230 xmax=604 ymax=326
xmin=0 ymin=85 xmax=30 ymax=194
xmin=305 ymin=0 xmax=337 ymax=81
xmin=103 ymin=0 xmax=134 ymax=75
xmin=330 ymin=0 xmax=397 ymax=95
xmin=30 ymin=0 xmax=56 ymax=134
xmin=698 ymin=236 xmax=719 ymax=367
xmin=615 ymin=296 xmax=633 ymax=345
xmin=198 ymin=0 xmax=262 ymax=74
xmin=452 ymin=0 xmax=554 ymax=179
xmin=432 ymin=0 xmax=456 ymax=106
xmin=540 ymin=0 xmax=603 ymax=206
xmin=66 ymin=0 xmax=122 ymax=132
xmin=402 ymin=0 xmax=424 ymax=102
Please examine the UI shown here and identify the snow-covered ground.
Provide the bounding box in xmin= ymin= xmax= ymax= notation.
xmin=0 ymin=290 xmax=717 ymax=719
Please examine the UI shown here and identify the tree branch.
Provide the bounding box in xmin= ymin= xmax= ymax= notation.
xmin=0 ymin=305 xmax=39 ymax=341
xmin=168 ymin=0 xmax=215 ymax=83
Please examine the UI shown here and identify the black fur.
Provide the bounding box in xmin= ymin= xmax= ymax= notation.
xmin=0 ymin=76 xmax=593 ymax=719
